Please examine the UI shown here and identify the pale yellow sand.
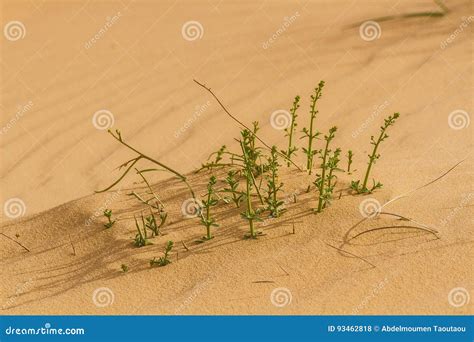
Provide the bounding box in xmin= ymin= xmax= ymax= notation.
xmin=0 ymin=0 xmax=472 ymax=314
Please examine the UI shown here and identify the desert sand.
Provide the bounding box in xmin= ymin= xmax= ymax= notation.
xmin=0 ymin=0 xmax=472 ymax=315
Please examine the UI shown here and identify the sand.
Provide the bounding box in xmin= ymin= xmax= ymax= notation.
xmin=0 ymin=0 xmax=472 ymax=315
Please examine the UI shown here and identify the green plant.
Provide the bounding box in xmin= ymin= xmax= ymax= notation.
xmin=121 ymin=264 xmax=129 ymax=272
xmin=240 ymin=130 xmax=263 ymax=238
xmin=150 ymin=241 xmax=174 ymax=267
xmin=351 ymin=113 xmax=400 ymax=194
xmin=199 ymin=176 xmax=219 ymax=241
xmin=133 ymin=213 xmax=152 ymax=247
xmin=314 ymin=126 xmax=337 ymax=212
xmin=323 ymin=147 xmax=342 ymax=209
xmin=346 ymin=150 xmax=354 ymax=174
xmin=96 ymin=129 xmax=195 ymax=199
xmin=302 ymin=81 xmax=324 ymax=174
xmin=282 ymin=96 xmax=300 ymax=167
xmin=145 ymin=207 xmax=166 ymax=237
xmin=222 ymin=170 xmax=243 ymax=207
xmin=265 ymin=146 xmax=285 ymax=218
xmin=103 ymin=209 xmax=115 ymax=228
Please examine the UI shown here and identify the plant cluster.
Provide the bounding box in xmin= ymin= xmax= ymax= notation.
xmin=150 ymin=240 xmax=174 ymax=267
xmin=96 ymin=80 xmax=401 ymax=266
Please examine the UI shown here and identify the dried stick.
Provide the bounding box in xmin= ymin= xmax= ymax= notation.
xmin=193 ymin=79 xmax=303 ymax=171
xmin=1 ymin=232 xmax=30 ymax=252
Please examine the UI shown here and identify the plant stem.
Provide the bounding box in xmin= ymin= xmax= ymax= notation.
xmin=362 ymin=128 xmax=385 ymax=190
xmin=317 ymin=139 xmax=331 ymax=212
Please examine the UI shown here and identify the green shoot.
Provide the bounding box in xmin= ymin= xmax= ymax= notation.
xmin=302 ymin=81 xmax=324 ymax=174
xmin=150 ymin=241 xmax=174 ymax=267
xmin=240 ymin=130 xmax=262 ymax=238
xmin=347 ymin=150 xmax=354 ymax=174
xmin=222 ymin=170 xmax=243 ymax=207
xmin=133 ymin=213 xmax=152 ymax=247
xmin=265 ymin=146 xmax=285 ymax=218
xmin=196 ymin=145 xmax=244 ymax=172
xmin=199 ymin=176 xmax=219 ymax=241
xmin=351 ymin=113 xmax=400 ymax=194
xmin=314 ymin=126 xmax=337 ymax=212
xmin=121 ymin=264 xmax=129 ymax=273
xmin=282 ymin=96 xmax=300 ymax=167
xmin=145 ymin=207 xmax=166 ymax=237
xmin=103 ymin=209 xmax=115 ymax=228
xmin=323 ymin=147 xmax=342 ymax=209
xmin=96 ymin=129 xmax=195 ymax=199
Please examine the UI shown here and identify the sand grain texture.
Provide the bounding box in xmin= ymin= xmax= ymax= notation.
xmin=1 ymin=0 xmax=472 ymax=314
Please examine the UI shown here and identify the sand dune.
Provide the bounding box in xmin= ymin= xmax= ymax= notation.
xmin=1 ymin=0 xmax=472 ymax=314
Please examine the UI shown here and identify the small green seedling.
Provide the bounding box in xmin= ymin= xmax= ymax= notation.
xmin=323 ymin=147 xmax=342 ymax=209
xmin=121 ymin=264 xmax=129 ymax=272
xmin=314 ymin=126 xmax=337 ymax=212
xmin=302 ymin=81 xmax=324 ymax=174
xmin=222 ymin=170 xmax=243 ymax=207
xmin=282 ymin=95 xmax=300 ymax=167
xmin=150 ymin=240 xmax=174 ymax=267
xmin=134 ymin=213 xmax=152 ymax=247
xmin=199 ymin=176 xmax=219 ymax=241
xmin=265 ymin=146 xmax=285 ymax=218
xmin=346 ymin=150 xmax=354 ymax=174
xmin=351 ymin=113 xmax=400 ymax=194
xmin=103 ymin=209 xmax=115 ymax=228
xmin=145 ymin=207 xmax=166 ymax=237
xmin=240 ymin=130 xmax=263 ymax=238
